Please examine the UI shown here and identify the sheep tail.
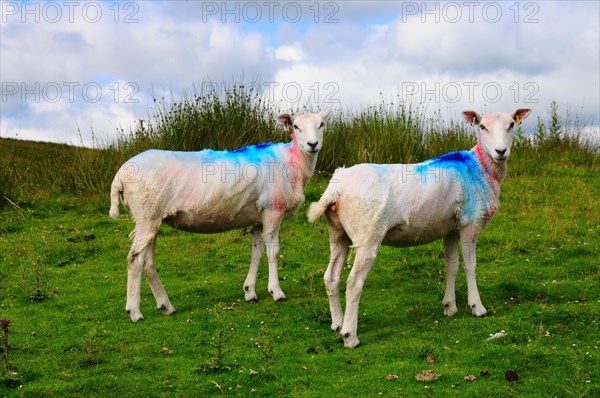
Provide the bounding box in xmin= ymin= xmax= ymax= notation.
xmin=109 ymin=176 xmax=123 ymax=219
xmin=307 ymin=185 xmax=339 ymax=223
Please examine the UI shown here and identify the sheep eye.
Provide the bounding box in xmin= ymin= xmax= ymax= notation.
xmin=293 ymin=124 xmax=300 ymax=131
xmin=319 ymin=122 xmax=324 ymax=129
xmin=509 ymin=122 xmax=515 ymax=130
xmin=479 ymin=124 xmax=487 ymax=131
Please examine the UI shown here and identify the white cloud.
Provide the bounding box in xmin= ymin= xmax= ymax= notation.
xmin=274 ymin=44 xmax=304 ymax=62
xmin=0 ymin=1 xmax=598 ymax=145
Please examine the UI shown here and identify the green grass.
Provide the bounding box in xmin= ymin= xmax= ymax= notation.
xmin=1 ymin=149 xmax=598 ymax=397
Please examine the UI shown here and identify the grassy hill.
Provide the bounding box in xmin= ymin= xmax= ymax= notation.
xmin=0 ymin=152 xmax=598 ymax=397
xmin=0 ymin=137 xmax=115 ymax=205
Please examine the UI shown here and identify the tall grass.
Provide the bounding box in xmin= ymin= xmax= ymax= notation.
xmin=1 ymin=82 xmax=598 ymax=206
xmin=141 ymin=84 xmax=280 ymax=151
xmin=319 ymin=103 xmax=474 ymax=171
xmin=0 ymin=144 xmax=21 ymax=205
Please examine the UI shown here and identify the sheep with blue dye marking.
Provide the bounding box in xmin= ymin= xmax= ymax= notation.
xmin=307 ymin=108 xmax=532 ymax=347
xmin=110 ymin=108 xmax=331 ymax=322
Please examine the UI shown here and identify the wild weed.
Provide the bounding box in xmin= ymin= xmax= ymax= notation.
xmin=18 ymin=257 xmax=51 ymax=302
xmin=196 ymin=306 xmax=234 ymax=373
xmin=78 ymin=321 xmax=105 ymax=367
xmin=1 ymin=318 xmax=12 ymax=375
xmin=255 ymin=323 xmax=275 ymax=377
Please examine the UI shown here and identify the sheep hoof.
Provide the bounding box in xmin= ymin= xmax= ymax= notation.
xmin=332 ymin=325 xmax=341 ymax=333
xmin=343 ymin=335 xmax=360 ymax=348
xmin=127 ymin=310 xmax=144 ymax=323
xmin=471 ymin=304 xmax=487 ymax=317
xmin=159 ymin=303 xmax=176 ymax=315
xmin=245 ymin=291 xmax=259 ymax=302
xmin=443 ymin=305 xmax=458 ymax=317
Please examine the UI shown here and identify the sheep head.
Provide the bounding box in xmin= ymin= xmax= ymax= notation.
xmin=277 ymin=107 xmax=331 ymax=155
xmin=462 ymin=108 xmax=531 ymax=163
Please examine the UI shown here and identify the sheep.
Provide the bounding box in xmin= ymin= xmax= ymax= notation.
xmin=110 ymin=107 xmax=331 ymax=322
xmin=307 ymin=108 xmax=532 ymax=347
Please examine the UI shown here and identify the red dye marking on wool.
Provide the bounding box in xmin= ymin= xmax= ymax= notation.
xmin=286 ymin=132 xmax=304 ymax=186
xmin=289 ymin=132 xmax=300 ymax=163
xmin=273 ymin=195 xmax=287 ymax=212
xmin=474 ymin=144 xmax=498 ymax=183
xmin=474 ymin=142 xmax=501 ymax=198
xmin=485 ymin=204 xmax=498 ymax=221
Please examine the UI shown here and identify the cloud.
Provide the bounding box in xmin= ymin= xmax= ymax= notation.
xmin=274 ymin=44 xmax=304 ymax=62
xmin=0 ymin=3 xmax=279 ymax=144
xmin=0 ymin=1 xmax=598 ymax=146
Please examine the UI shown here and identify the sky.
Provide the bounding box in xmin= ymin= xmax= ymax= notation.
xmin=1 ymin=1 xmax=599 ymax=146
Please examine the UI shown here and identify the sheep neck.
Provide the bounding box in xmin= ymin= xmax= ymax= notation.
xmin=289 ymin=132 xmax=318 ymax=188
xmin=473 ymin=141 xmax=505 ymax=198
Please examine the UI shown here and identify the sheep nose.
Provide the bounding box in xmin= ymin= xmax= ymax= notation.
xmin=495 ymin=148 xmax=507 ymax=157
xmin=307 ymin=141 xmax=319 ymax=150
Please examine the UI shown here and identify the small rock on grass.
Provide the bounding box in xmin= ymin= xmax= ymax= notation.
xmin=505 ymin=370 xmax=519 ymax=383
xmin=386 ymin=373 xmax=398 ymax=381
xmin=415 ymin=370 xmax=440 ymax=382
xmin=464 ymin=374 xmax=477 ymax=382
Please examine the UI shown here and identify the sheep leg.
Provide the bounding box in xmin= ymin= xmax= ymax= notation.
xmin=460 ymin=227 xmax=487 ymax=317
xmin=340 ymin=245 xmax=379 ymax=348
xmin=323 ymin=220 xmax=351 ymax=333
xmin=243 ymin=226 xmax=264 ymax=302
xmin=262 ymin=214 xmax=286 ymax=301
xmin=442 ymin=232 xmax=460 ymax=316
xmin=126 ymin=243 xmax=151 ymax=322
xmin=144 ymin=237 xmax=176 ymax=315
xmin=324 ymin=241 xmax=350 ymax=333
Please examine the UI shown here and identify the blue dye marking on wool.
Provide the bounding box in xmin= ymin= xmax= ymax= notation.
xmin=415 ymin=150 xmax=492 ymax=224
xmin=134 ymin=142 xmax=290 ymax=170
xmin=229 ymin=142 xmax=287 ymax=163
xmin=232 ymin=142 xmax=274 ymax=153
xmin=192 ymin=142 xmax=288 ymax=165
xmin=438 ymin=151 xmax=470 ymax=163
xmin=416 ymin=151 xmax=477 ymax=174
xmin=366 ymin=163 xmax=388 ymax=174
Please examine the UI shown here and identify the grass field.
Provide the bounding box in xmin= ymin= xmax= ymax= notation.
xmin=0 ymin=95 xmax=599 ymax=397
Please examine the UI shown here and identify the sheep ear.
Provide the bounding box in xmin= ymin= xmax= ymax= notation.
xmin=277 ymin=113 xmax=294 ymax=128
xmin=512 ymin=108 xmax=532 ymax=125
xmin=462 ymin=110 xmax=481 ymax=126
xmin=319 ymin=106 xmax=332 ymax=120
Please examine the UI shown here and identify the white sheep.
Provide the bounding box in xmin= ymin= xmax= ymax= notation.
xmin=307 ymin=108 xmax=532 ymax=347
xmin=110 ymin=108 xmax=331 ymax=322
